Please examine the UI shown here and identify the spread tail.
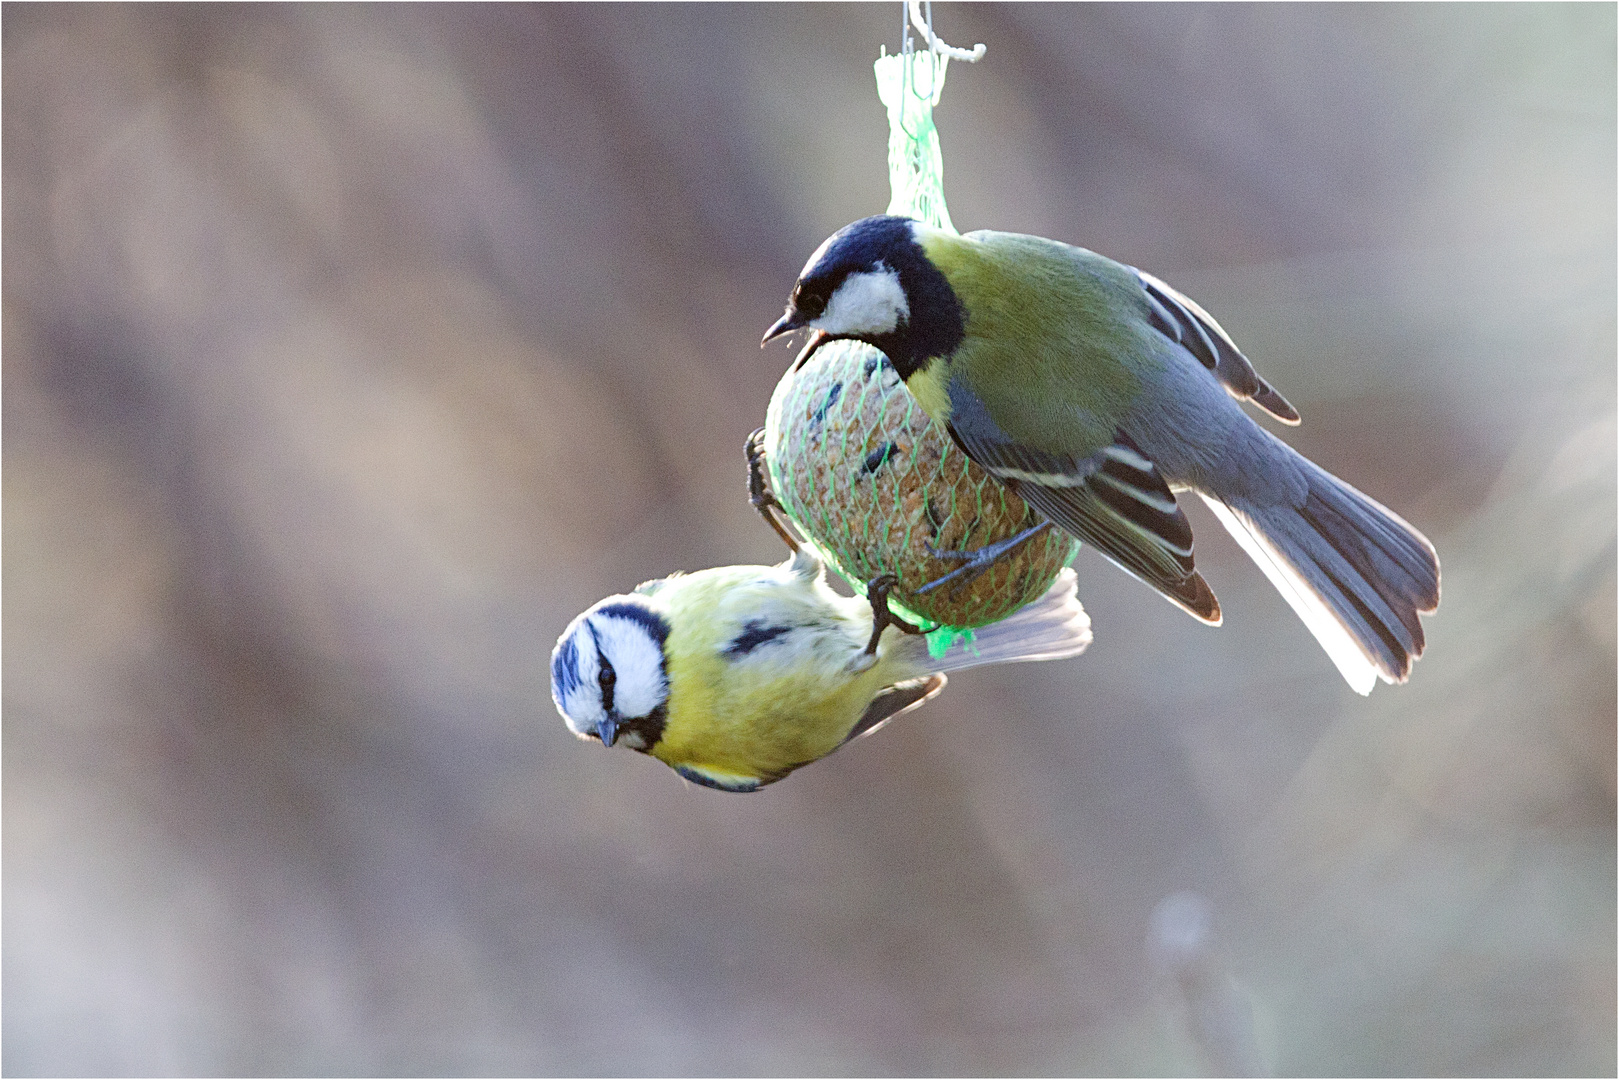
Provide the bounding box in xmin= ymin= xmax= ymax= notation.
xmin=904 ymin=568 xmax=1093 ymax=675
xmin=1202 ymin=456 xmax=1440 ymax=694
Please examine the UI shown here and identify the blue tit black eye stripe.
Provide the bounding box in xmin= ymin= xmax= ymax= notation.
xmin=597 ymin=658 xmax=616 ymax=713
xmin=586 ymin=622 xmax=617 ymax=714
xmin=726 ymin=620 xmax=792 ymax=657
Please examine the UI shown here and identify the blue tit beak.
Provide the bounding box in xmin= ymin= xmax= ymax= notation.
xmin=762 ymin=310 xmax=803 ymax=346
xmin=596 ymin=716 xmax=619 ymax=747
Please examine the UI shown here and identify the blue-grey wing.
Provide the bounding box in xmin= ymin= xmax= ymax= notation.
xmin=944 ymin=374 xmax=1220 ymax=623
xmin=840 ymin=674 xmax=946 ymax=746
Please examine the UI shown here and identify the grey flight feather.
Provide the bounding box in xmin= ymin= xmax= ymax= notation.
xmin=943 ymin=374 xmax=1219 ymax=622
xmin=1196 ymin=427 xmax=1440 ymax=692
xmin=840 ymin=674 xmax=946 ymax=745
xmin=1136 ymin=269 xmax=1301 ymax=425
xmin=839 ymin=570 xmax=1093 ymax=750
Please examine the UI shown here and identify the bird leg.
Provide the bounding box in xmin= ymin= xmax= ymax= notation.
xmin=916 ymin=520 xmax=1056 ymax=598
xmin=862 ymin=573 xmax=924 ymax=656
xmin=746 ymin=427 xmax=799 ymax=553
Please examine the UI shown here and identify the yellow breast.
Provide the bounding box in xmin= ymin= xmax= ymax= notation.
xmin=651 ymin=563 xmax=913 ymax=786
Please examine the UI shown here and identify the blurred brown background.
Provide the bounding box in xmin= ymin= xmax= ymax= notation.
xmin=4 ymin=4 xmax=1614 ymax=1075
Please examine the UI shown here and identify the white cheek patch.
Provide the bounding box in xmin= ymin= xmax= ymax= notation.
xmin=588 ymin=612 xmax=669 ymax=719
xmin=814 ymin=267 xmax=909 ymax=337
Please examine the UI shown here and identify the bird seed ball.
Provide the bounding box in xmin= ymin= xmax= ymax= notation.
xmin=762 ymin=339 xmax=1078 ymax=629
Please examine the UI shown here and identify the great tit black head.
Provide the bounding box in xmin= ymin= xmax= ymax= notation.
xmin=763 ymin=215 xmax=964 ymax=376
xmin=552 ymin=598 xmax=670 ymax=752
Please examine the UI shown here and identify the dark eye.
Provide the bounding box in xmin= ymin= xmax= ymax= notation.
xmin=598 ymin=664 xmax=615 ymax=691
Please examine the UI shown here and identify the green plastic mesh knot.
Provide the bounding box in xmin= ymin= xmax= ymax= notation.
xmin=877 ymin=49 xmax=956 ymax=233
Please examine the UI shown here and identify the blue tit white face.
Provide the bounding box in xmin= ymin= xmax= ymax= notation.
xmin=551 ymin=598 xmax=670 ymax=752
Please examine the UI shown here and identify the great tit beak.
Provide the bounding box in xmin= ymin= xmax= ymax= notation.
xmin=761 ymin=310 xmax=803 ymax=346
xmin=596 ymin=716 xmax=619 ymax=747
xmin=793 ymin=329 xmax=832 ymax=371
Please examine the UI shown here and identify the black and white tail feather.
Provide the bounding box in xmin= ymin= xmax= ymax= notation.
xmin=1134 ymin=267 xmax=1439 ymax=693
xmin=1200 ymin=447 xmax=1439 ymax=696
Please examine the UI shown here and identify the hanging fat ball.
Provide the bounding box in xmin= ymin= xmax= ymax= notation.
xmin=749 ymin=35 xmax=1077 ymax=633
xmin=761 ymin=336 xmax=1079 ymax=630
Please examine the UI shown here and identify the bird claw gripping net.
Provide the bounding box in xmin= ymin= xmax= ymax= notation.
xmin=762 ymin=47 xmax=1078 ymax=648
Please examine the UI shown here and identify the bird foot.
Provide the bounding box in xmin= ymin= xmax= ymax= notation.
xmin=861 ymin=573 xmax=924 ymax=658
xmin=746 ymin=427 xmax=799 ymax=553
xmin=916 ymin=521 xmax=1056 ymax=598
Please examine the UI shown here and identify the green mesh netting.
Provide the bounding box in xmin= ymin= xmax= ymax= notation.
xmin=762 ymin=47 xmax=1079 ymax=650
xmin=878 ymin=49 xmax=956 ymax=233
xmin=764 ymin=340 xmax=1078 ymax=641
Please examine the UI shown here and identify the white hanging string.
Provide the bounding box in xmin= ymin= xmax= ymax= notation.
xmin=906 ymin=0 xmax=985 ymax=62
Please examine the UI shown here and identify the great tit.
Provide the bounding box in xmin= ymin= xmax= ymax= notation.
xmin=764 ymin=215 xmax=1440 ymax=694
xmin=551 ymin=548 xmax=1091 ymax=791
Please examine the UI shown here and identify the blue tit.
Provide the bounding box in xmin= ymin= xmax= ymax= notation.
xmin=764 ymin=216 xmax=1440 ymax=694
xmin=551 ymin=548 xmax=1091 ymax=791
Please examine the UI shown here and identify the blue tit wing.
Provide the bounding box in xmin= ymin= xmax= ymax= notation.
xmin=839 ymin=673 xmax=946 ymax=746
xmin=1134 ymin=269 xmax=1301 ymax=425
xmin=945 ymin=377 xmax=1221 ymax=624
